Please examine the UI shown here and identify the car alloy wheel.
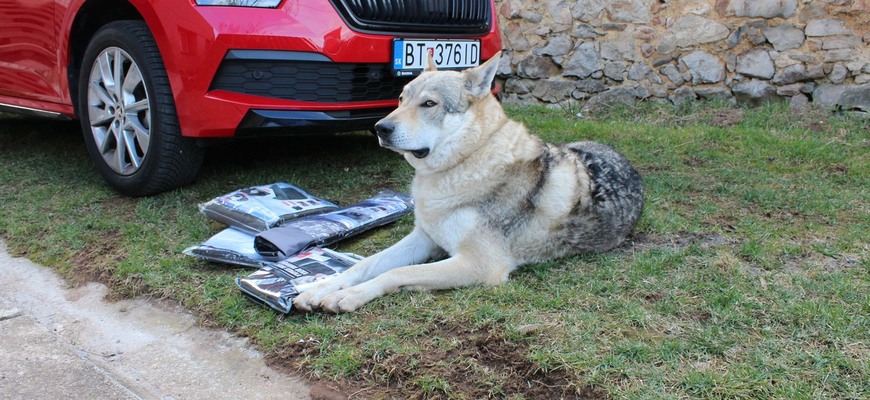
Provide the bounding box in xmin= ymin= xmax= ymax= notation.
xmin=78 ymin=21 xmax=203 ymax=196
xmin=86 ymin=47 xmax=151 ymax=176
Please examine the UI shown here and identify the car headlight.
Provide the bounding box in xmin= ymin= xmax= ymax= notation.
xmin=195 ymin=0 xmax=281 ymax=7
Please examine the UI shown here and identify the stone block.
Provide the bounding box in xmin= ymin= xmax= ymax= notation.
xmin=660 ymin=64 xmax=685 ymax=86
xmin=504 ymin=78 xmax=533 ymax=95
xmin=628 ymin=61 xmax=652 ymax=81
xmin=838 ymin=84 xmax=870 ymax=112
xmin=813 ymin=84 xmax=848 ymax=107
xmin=669 ymin=86 xmax=697 ymax=106
xmin=829 ymin=63 xmax=848 ymax=84
xmin=600 ymin=30 xmax=638 ymax=61
xmin=695 ymin=86 xmax=734 ymax=101
xmin=531 ymin=79 xmax=578 ymax=103
xmin=743 ymin=20 xmax=770 ymax=46
xmin=576 ymin=78 xmax=608 ymax=93
xmin=763 ymin=24 xmax=805 ymax=51
xmin=662 ymin=16 xmax=730 ymax=48
xmin=503 ymin=22 xmax=531 ymax=52
xmin=563 ymin=42 xmax=602 ymax=78
xmin=736 ymin=49 xmax=775 ymax=79
xmin=583 ymin=86 xmax=638 ymax=111
xmin=535 ymin=34 xmax=573 ymax=59
xmin=601 ymin=23 xmax=628 ymax=31
xmin=807 ymin=64 xmax=825 ymax=79
xmin=683 ymin=2 xmax=714 ymax=16
xmin=634 ymin=26 xmax=657 ymax=42
xmin=604 ymin=61 xmax=628 ymax=81
xmin=497 ymin=53 xmax=515 ymax=76
xmin=789 ymin=93 xmax=811 ymax=110
xmin=641 ymin=43 xmax=656 ymax=57
xmin=772 ymin=64 xmax=810 ymax=85
xmin=546 ymin=0 xmax=573 ymax=25
xmin=571 ymin=0 xmax=609 ymax=22
xmin=823 ymin=49 xmax=856 ymax=63
xmin=715 ymin=0 xmax=798 ymax=18
xmin=805 ymin=19 xmax=852 ymax=37
xmin=822 ymin=36 xmax=863 ymax=50
xmin=608 ymin=0 xmax=653 ymax=23
xmin=517 ymin=55 xmax=560 ymax=79
xmin=572 ymin=24 xmax=602 ymax=39
xmin=681 ymin=51 xmax=726 ymax=84
xmin=732 ymin=80 xmax=777 ymax=105
xmin=799 ymin=4 xmax=828 ymax=21
xmin=521 ymin=11 xmax=543 ymax=24
xmin=788 ymin=54 xmax=816 ymax=63
xmin=776 ymin=83 xmax=805 ymax=96
xmin=847 ymin=61 xmax=868 ymax=72
xmin=499 ymin=0 xmax=523 ymax=19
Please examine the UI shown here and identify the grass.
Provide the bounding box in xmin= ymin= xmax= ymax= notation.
xmin=1 ymin=101 xmax=867 ymax=399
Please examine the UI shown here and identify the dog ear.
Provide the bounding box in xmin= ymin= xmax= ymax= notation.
xmin=425 ymin=51 xmax=438 ymax=72
xmin=464 ymin=51 xmax=501 ymax=99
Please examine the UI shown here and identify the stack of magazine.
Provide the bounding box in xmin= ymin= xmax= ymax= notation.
xmin=183 ymin=183 xmax=413 ymax=313
xmin=236 ymin=248 xmax=363 ymax=314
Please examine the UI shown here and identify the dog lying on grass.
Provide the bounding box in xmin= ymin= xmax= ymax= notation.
xmin=294 ymin=52 xmax=643 ymax=313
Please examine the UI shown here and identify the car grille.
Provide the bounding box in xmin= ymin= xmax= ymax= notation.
xmin=329 ymin=0 xmax=491 ymax=34
xmin=211 ymin=60 xmax=412 ymax=103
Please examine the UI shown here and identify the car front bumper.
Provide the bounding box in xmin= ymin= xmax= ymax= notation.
xmin=138 ymin=1 xmax=501 ymax=138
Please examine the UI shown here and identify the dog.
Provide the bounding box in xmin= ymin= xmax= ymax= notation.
xmin=293 ymin=51 xmax=644 ymax=313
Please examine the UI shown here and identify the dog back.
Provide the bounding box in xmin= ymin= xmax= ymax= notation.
xmin=472 ymin=137 xmax=643 ymax=263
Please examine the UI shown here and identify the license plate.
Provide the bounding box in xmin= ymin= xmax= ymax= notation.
xmin=392 ymin=39 xmax=481 ymax=76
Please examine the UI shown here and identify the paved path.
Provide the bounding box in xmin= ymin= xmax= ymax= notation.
xmin=0 ymin=241 xmax=311 ymax=400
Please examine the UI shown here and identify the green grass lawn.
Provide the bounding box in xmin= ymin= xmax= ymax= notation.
xmin=1 ymin=101 xmax=867 ymax=399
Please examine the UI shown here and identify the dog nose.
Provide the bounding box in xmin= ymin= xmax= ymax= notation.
xmin=374 ymin=120 xmax=394 ymax=140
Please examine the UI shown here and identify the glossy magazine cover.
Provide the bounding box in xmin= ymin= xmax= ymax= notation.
xmin=199 ymin=182 xmax=338 ymax=233
xmin=235 ymin=248 xmax=363 ymax=313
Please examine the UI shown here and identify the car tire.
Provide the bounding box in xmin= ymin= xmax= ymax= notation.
xmin=78 ymin=20 xmax=203 ymax=196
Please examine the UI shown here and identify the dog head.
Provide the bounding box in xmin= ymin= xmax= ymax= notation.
xmin=374 ymin=51 xmax=502 ymax=173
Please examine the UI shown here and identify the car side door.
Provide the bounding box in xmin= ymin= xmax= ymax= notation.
xmin=0 ymin=0 xmax=62 ymax=103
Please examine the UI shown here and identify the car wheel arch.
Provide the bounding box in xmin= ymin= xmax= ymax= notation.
xmin=66 ymin=0 xmax=175 ymax=117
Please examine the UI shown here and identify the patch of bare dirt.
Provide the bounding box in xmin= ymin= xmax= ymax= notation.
xmin=620 ymin=231 xmax=739 ymax=253
xmin=267 ymin=322 xmax=607 ymax=399
xmin=68 ymin=230 xmax=126 ymax=286
xmin=66 ymin=229 xmax=154 ymax=301
xmin=708 ymin=108 xmax=745 ymax=127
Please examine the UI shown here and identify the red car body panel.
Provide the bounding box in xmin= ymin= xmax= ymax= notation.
xmin=0 ymin=0 xmax=502 ymax=138
xmin=0 ymin=0 xmax=67 ymax=113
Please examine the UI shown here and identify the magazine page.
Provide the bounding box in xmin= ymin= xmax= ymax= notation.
xmin=253 ymin=191 xmax=413 ymax=258
xmin=199 ymin=182 xmax=338 ymax=233
xmin=182 ymin=228 xmax=272 ymax=268
xmin=235 ymin=248 xmax=363 ymax=313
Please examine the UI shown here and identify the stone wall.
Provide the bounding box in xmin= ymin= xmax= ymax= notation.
xmin=495 ymin=0 xmax=870 ymax=112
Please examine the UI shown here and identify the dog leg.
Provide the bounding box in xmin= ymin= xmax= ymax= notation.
xmin=293 ymin=227 xmax=441 ymax=312
xmin=318 ymin=249 xmax=513 ymax=313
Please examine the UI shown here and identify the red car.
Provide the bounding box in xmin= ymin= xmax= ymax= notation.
xmin=0 ymin=0 xmax=501 ymax=196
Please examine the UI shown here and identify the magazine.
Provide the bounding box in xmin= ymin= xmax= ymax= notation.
xmin=182 ymin=228 xmax=271 ymax=268
xmin=235 ymin=248 xmax=363 ymax=313
xmin=199 ymin=182 xmax=338 ymax=233
xmin=254 ymin=191 xmax=413 ymax=259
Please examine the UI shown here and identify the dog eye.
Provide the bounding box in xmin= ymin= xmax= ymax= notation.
xmin=421 ymin=100 xmax=438 ymax=108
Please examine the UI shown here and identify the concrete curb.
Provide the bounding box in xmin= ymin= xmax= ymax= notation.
xmin=0 ymin=241 xmax=312 ymax=400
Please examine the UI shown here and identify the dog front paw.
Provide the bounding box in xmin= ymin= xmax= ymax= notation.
xmin=318 ymin=285 xmax=380 ymax=313
xmin=293 ymin=280 xmax=345 ymax=312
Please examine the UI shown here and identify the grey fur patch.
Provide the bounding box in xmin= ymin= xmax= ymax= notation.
xmin=477 ymin=138 xmax=554 ymax=236
xmin=559 ymin=141 xmax=644 ymax=253
xmin=474 ymin=139 xmax=643 ymax=257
